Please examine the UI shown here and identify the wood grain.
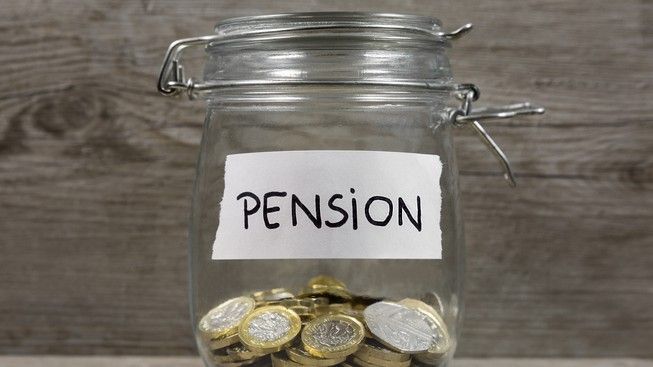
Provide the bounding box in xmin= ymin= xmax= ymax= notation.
xmin=0 ymin=0 xmax=651 ymax=358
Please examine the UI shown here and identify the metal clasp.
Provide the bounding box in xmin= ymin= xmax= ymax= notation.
xmin=157 ymin=35 xmax=221 ymax=98
xmin=449 ymin=86 xmax=545 ymax=187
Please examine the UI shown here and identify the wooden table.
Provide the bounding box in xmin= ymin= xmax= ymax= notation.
xmin=2 ymin=357 xmax=652 ymax=367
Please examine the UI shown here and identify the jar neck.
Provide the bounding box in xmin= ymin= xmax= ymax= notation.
xmin=202 ymin=30 xmax=453 ymax=88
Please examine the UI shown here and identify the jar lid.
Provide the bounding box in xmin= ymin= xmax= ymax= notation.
xmin=214 ymin=12 xmax=444 ymax=38
xmin=157 ymin=13 xmax=474 ymax=98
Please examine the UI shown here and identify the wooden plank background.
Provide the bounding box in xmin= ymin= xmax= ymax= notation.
xmin=0 ymin=0 xmax=651 ymax=358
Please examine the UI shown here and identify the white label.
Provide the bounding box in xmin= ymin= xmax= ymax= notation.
xmin=212 ymin=151 xmax=442 ymax=260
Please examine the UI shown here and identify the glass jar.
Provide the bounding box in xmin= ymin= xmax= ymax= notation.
xmin=157 ymin=12 xmax=543 ymax=367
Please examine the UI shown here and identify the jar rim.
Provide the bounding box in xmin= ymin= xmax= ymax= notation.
xmin=214 ymin=12 xmax=443 ymax=38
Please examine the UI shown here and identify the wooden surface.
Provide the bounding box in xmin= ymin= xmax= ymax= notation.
xmin=0 ymin=0 xmax=652 ymax=358
xmin=2 ymin=357 xmax=652 ymax=367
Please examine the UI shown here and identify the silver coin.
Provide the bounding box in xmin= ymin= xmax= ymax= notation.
xmin=247 ymin=311 xmax=292 ymax=342
xmin=363 ymin=301 xmax=439 ymax=353
xmin=199 ymin=296 xmax=256 ymax=337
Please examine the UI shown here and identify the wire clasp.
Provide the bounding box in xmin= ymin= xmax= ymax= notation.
xmin=449 ymin=86 xmax=545 ymax=187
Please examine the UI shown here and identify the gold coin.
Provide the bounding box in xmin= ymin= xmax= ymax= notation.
xmin=355 ymin=338 xmax=410 ymax=362
xmin=208 ymin=332 xmax=240 ymax=350
xmin=199 ymin=296 xmax=256 ymax=340
xmin=397 ymin=298 xmax=450 ymax=356
xmin=252 ymin=288 xmax=295 ymax=303
xmin=286 ymin=345 xmax=345 ymax=366
xmin=307 ymin=275 xmax=348 ymax=289
xmin=302 ymin=314 xmax=365 ymax=359
xmin=238 ymin=305 xmax=302 ymax=354
xmin=299 ymin=284 xmax=352 ymax=301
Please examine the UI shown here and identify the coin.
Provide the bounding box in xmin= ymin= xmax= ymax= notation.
xmin=252 ymin=288 xmax=295 ymax=303
xmin=299 ymin=284 xmax=352 ymax=301
xmin=301 ymin=314 xmax=365 ymax=359
xmin=209 ymin=332 xmax=241 ymax=350
xmin=354 ymin=338 xmax=410 ymax=362
xmin=286 ymin=344 xmax=345 ymax=366
xmin=363 ymin=301 xmax=439 ymax=354
xmin=199 ymin=296 xmax=256 ymax=341
xmin=397 ymin=299 xmax=450 ymax=357
xmin=239 ymin=305 xmax=302 ymax=354
xmin=307 ymin=275 xmax=348 ymax=289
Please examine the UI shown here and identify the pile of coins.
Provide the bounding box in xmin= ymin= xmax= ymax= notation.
xmin=198 ymin=276 xmax=451 ymax=367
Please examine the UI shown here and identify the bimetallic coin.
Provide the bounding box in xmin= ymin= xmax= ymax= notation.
xmin=209 ymin=333 xmax=240 ymax=350
xmin=199 ymin=296 xmax=256 ymax=340
xmin=302 ymin=314 xmax=365 ymax=359
xmin=354 ymin=338 xmax=411 ymax=362
xmin=239 ymin=305 xmax=302 ymax=354
xmin=363 ymin=301 xmax=439 ymax=354
xmin=397 ymin=299 xmax=450 ymax=357
xmin=286 ymin=345 xmax=345 ymax=366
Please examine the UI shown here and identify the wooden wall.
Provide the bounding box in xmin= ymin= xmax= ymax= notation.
xmin=0 ymin=0 xmax=651 ymax=358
